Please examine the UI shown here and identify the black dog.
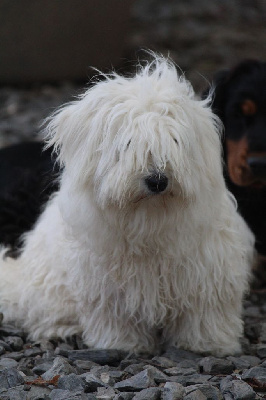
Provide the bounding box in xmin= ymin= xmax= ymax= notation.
xmin=204 ymin=60 xmax=266 ymax=281
xmin=0 ymin=141 xmax=59 ymax=256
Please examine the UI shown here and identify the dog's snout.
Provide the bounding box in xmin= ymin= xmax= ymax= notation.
xmin=247 ymin=156 xmax=266 ymax=179
xmin=145 ymin=173 xmax=168 ymax=193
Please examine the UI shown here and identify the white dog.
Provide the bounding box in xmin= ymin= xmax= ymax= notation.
xmin=0 ymin=56 xmax=254 ymax=356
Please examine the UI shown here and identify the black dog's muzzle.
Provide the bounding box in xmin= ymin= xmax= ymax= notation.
xmin=247 ymin=156 xmax=266 ymax=180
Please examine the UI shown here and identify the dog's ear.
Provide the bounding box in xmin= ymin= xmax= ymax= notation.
xmin=203 ymin=60 xmax=263 ymax=122
xmin=202 ymin=69 xmax=229 ymax=123
xmin=227 ymin=59 xmax=262 ymax=81
xmin=44 ymin=102 xmax=81 ymax=168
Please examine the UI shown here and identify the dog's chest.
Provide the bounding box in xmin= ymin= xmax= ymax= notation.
xmin=107 ymin=255 xmax=185 ymax=324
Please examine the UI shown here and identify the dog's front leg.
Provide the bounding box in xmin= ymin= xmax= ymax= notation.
xmin=164 ymin=299 xmax=243 ymax=357
xmin=80 ymin=307 xmax=159 ymax=353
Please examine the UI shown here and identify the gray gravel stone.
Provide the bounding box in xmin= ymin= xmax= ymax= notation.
xmin=184 ymin=374 xmax=213 ymax=386
xmin=178 ymin=360 xmax=198 ymax=368
xmin=239 ymin=356 xmax=260 ymax=367
xmin=0 ymin=386 xmax=27 ymax=400
xmin=68 ymin=349 xmax=127 ymax=366
xmin=242 ymin=366 xmax=266 ymax=384
xmin=163 ymin=347 xmax=201 ymax=362
xmin=152 ymin=357 xmax=177 ymax=368
xmin=23 ymin=347 xmax=43 ymax=357
xmin=42 ymin=356 xmax=77 ymax=380
xmin=81 ymin=372 xmax=107 ymax=392
xmin=199 ymin=357 xmax=234 ymax=374
xmin=0 ymin=325 xmax=25 ymax=338
xmin=113 ymin=393 xmax=135 ymax=400
xmin=38 ymin=339 xmax=55 ymax=352
xmin=2 ymin=351 xmax=24 ymax=361
xmin=57 ymin=373 xmax=86 ymax=391
xmin=220 ymin=376 xmax=256 ymax=400
xmin=32 ymin=361 xmax=54 ymax=375
xmin=4 ymin=336 xmax=24 ymax=351
xmin=230 ymin=380 xmax=256 ymax=400
xmin=0 ymin=339 xmax=12 ymax=351
xmin=114 ymin=369 xmax=156 ymax=392
xmin=26 ymin=385 xmax=51 ymax=399
xmin=184 ymin=389 xmax=207 ymax=400
xmin=143 ymin=365 xmax=170 ymax=383
xmin=96 ymin=387 xmax=117 ymax=399
xmin=50 ymin=389 xmax=97 ymax=400
xmin=0 ymin=367 xmax=25 ymax=388
xmin=259 ymin=359 xmax=266 ymax=367
xmin=107 ymin=370 xmax=126 ymax=382
xmin=74 ymin=359 xmax=100 ymax=371
xmin=185 ymin=384 xmax=222 ymax=400
xmin=164 ymin=366 xmax=197 ymax=376
xmin=55 ymin=342 xmax=76 ymax=357
xmin=124 ymin=363 xmax=146 ymax=375
xmin=132 ymin=387 xmax=161 ymax=399
xmin=226 ymin=357 xmax=250 ymax=371
xmin=162 ymin=382 xmax=185 ymax=400
xmin=0 ymin=357 xmax=18 ymax=369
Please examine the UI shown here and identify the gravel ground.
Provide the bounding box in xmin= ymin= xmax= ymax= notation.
xmin=0 ymin=289 xmax=266 ymax=400
xmin=1 ymin=1 xmax=266 ymax=398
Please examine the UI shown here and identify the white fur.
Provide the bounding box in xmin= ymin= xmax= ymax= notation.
xmin=0 ymin=56 xmax=255 ymax=356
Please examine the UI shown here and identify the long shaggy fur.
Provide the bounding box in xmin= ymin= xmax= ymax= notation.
xmin=0 ymin=56 xmax=255 ymax=356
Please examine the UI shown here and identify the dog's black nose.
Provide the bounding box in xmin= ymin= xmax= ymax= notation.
xmin=247 ymin=156 xmax=266 ymax=180
xmin=145 ymin=173 xmax=168 ymax=193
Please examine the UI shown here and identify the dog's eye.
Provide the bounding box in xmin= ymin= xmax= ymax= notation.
xmin=126 ymin=140 xmax=131 ymax=149
xmin=241 ymin=99 xmax=257 ymax=116
xmin=173 ymin=138 xmax=178 ymax=145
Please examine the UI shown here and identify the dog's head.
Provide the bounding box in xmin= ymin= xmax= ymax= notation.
xmin=206 ymin=60 xmax=266 ymax=188
xmin=46 ymin=56 xmax=223 ymax=210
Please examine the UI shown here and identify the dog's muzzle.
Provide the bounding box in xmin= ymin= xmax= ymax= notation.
xmin=145 ymin=173 xmax=168 ymax=194
xmin=247 ymin=156 xmax=266 ymax=180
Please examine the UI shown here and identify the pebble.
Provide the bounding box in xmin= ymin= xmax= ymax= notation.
xmin=132 ymin=387 xmax=161 ymax=400
xmin=185 ymin=384 xmax=222 ymax=400
xmin=57 ymin=373 xmax=86 ymax=391
xmin=113 ymin=393 xmax=135 ymax=400
xmin=163 ymin=347 xmax=202 ymax=362
xmin=164 ymin=367 xmax=198 ymax=376
xmin=162 ymin=382 xmax=185 ymax=400
xmin=32 ymin=361 xmax=54 ymax=375
xmin=114 ymin=369 xmax=156 ymax=392
xmin=242 ymin=366 xmax=266 ymax=385
xmin=183 ymin=389 xmax=207 ymax=400
xmin=68 ymin=349 xmax=127 ymax=366
xmin=50 ymin=389 xmax=97 ymax=400
xmin=81 ymin=372 xmax=108 ymax=392
xmin=220 ymin=376 xmax=256 ymax=400
xmin=42 ymin=356 xmax=77 ymax=380
xmin=226 ymin=356 xmax=250 ymax=371
xmin=0 ymin=357 xmax=18 ymax=369
xmin=199 ymin=357 xmax=234 ymax=375
xmin=0 ymin=367 xmax=25 ymax=389
xmin=4 ymin=336 xmax=24 ymax=352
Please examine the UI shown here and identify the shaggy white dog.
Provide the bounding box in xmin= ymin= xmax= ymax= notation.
xmin=0 ymin=56 xmax=255 ymax=356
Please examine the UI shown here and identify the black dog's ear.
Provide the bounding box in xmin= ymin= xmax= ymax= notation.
xmin=203 ymin=60 xmax=263 ymax=121
xmin=228 ymin=59 xmax=262 ymax=81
